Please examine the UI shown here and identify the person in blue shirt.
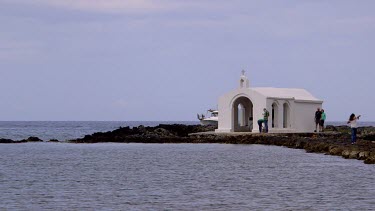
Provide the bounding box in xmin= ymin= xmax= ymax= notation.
xmin=320 ymin=109 xmax=326 ymax=132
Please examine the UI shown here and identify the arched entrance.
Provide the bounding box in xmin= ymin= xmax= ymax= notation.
xmin=232 ymin=96 xmax=253 ymax=132
xmin=283 ymin=103 xmax=290 ymax=128
xmin=272 ymin=102 xmax=279 ymax=128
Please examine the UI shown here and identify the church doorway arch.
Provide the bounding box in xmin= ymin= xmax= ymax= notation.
xmin=232 ymin=96 xmax=253 ymax=132
xmin=283 ymin=102 xmax=290 ymax=128
xmin=272 ymin=102 xmax=279 ymax=128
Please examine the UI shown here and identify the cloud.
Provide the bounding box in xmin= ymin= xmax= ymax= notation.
xmin=2 ymin=0 xmax=233 ymax=16
xmin=3 ymin=0 xmax=181 ymax=14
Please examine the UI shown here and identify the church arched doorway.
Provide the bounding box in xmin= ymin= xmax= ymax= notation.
xmin=272 ymin=102 xmax=279 ymax=128
xmin=232 ymin=96 xmax=253 ymax=132
xmin=283 ymin=103 xmax=290 ymax=128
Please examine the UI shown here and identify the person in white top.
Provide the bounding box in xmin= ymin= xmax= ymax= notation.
xmin=347 ymin=113 xmax=361 ymax=144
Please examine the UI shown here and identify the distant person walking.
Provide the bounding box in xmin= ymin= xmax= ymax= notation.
xmin=263 ymin=108 xmax=270 ymax=133
xmin=348 ymin=113 xmax=361 ymax=144
xmin=257 ymin=119 xmax=264 ymax=133
xmin=320 ymin=109 xmax=326 ymax=132
xmin=314 ymin=108 xmax=322 ymax=132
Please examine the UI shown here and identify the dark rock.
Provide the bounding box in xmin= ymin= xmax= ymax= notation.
xmin=153 ymin=128 xmax=175 ymax=137
xmin=325 ymin=125 xmax=338 ymax=132
xmin=342 ymin=150 xmax=351 ymax=159
xmin=68 ymin=124 xmax=216 ymax=143
xmin=358 ymin=151 xmax=370 ymax=160
xmin=348 ymin=150 xmax=360 ymax=159
xmin=48 ymin=139 xmax=59 ymax=142
xmin=364 ymin=152 xmax=375 ymax=164
xmin=295 ymin=140 xmax=306 ymax=149
xmin=329 ymin=146 xmax=344 ymax=156
xmin=24 ymin=137 xmax=43 ymax=142
xmin=0 ymin=138 xmax=16 ymax=143
xmin=362 ymin=133 xmax=375 ymax=141
xmin=364 ymin=159 xmax=375 ymax=164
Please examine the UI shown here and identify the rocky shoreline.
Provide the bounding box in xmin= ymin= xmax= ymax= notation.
xmin=1 ymin=124 xmax=375 ymax=164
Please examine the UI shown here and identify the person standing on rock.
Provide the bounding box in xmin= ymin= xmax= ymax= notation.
xmin=314 ymin=108 xmax=322 ymax=132
xmin=348 ymin=113 xmax=361 ymax=144
xmin=320 ymin=109 xmax=326 ymax=132
xmin=263 ymin=108 xmax=270 ymax=133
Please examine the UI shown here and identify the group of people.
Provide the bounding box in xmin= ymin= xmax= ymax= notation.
xmin=314 ymin=108 xmax=326 ymax=132
xmin=315 ymin=107 xmax=362 ymax=145
xmin=254 ymin=107 xmax=361 ymax=145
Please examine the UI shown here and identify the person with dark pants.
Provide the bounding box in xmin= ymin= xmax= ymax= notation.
xmin=347 ymin=113 xmax=361 ymax=144
xmin=314 ymin=108 xmax=322 ymax=132
xmin=257 ymin=119 xmax=264 ymax=133
xmin=263 ymin=108 xmax=270 ymax=133
xmin=351 ymin=128 xmax=357 ymax=144
xmin=320 ymin=109 xmax=326 ymax=132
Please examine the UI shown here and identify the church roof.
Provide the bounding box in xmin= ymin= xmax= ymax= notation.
xmin=252 ymin=87 xmax=322 ymax=102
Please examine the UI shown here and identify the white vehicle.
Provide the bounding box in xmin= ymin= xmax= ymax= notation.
xmin=197 ymin=109 xmax=218 ymax=126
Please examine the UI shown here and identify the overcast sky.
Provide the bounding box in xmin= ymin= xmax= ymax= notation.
xmin=0 ymin=0 xmax=374 ymax=121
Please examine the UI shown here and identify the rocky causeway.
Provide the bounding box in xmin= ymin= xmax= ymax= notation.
xmin=1 ymin=124 xmax=375 ymax=165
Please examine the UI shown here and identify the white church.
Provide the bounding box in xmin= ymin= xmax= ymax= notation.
xmin=215 ymin=71 xmax=323 ymax=133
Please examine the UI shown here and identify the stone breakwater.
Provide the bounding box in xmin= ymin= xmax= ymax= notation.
xmin=1 ymin=124 xmax=375 ymax=164
xmin=190 ymin=132 xmax=375 ymax=164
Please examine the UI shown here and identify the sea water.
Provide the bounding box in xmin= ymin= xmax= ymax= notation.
xmin=0 ymin=121 xmax=197 ymax=141
xmin=0 ymin=121 xmax=374 ymax=141
xmin=1 ymin=121 xmax=375 ymax=210
xmin=0 ymin=143 xmax=374 ymax=210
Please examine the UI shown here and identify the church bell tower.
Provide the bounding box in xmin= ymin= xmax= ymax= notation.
xmin=239 ymin=70 xmax=250 ymax=88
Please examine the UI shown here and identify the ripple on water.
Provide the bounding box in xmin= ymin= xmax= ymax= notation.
xmin=0 ymin=143 xmax=374 ymax=210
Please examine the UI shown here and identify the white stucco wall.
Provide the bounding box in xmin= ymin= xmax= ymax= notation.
xmin=267 ymin=98 xmax=295 ymax=132
xmin=215 ymin=74 xmax=323 ymax=133
xmin=293 ymin=101 xmax=323 ymax=132
xmin=216 ymin=91 xmax=323 ymax=133
xmin=216 ymin=88 xmax=267 ymax=133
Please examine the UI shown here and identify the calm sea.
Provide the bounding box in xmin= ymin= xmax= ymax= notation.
xmin=1 ymin=143 xmax=374 ymax=210
xmin=1 ymin=122 xmax=375 ymax=210
xmin=0 ymin=121 xmax=374 ymax=141
xmin=0 ymin=121 xmax=198 ymax=141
